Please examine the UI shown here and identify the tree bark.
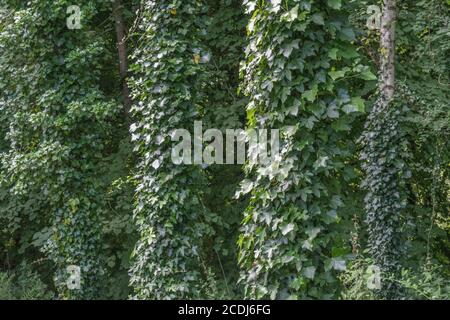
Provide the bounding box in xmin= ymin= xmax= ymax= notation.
xmin=113 ymin=0 xmax=132 ymax=118
xmin=380 ymin=0 xmax=396 ymax=104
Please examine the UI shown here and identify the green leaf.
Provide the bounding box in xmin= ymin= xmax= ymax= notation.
xmin=328 ymin=48 xmax=339 ymax=60
xmin=331 ymin=118 xmax=351 ymax=131
xmin=303 ymin=266 xmax=316 ymax=279
xmin=343 ymin=97 xmax=365 ymax=113
xmin=327 ymin=0 xmax=342 ymax=10
xmin=329 ymin=69 xmax=346 ymax=80
xmin=303 ymin=85 xmax=318 ymax=102
xmin=281 ymin=223 xmax=295 ymax=236
xmin=350 ymin=97 xmax=365 ymax=112
xmin=340 ymin=28 xmax=355 ymax=41
xmin=332 ymin=258 xmax=346 ymax=271
xmin=283 ymin=5 xmax=299 ymax=22
xmin=360 ymin=69 xmax=378 ymax=81
xmin=311 ymin=13 xmax=324 ymax=25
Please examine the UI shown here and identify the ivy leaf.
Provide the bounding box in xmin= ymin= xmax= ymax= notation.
xmin=282 ymin=41 xmax=299 ymax=58
xmin=303 ymin=85 xmax=318 ymax=102
xmin=327 ymin=105 xmax=340 ymax=118
xmin=332 ymin=258 xmax=346 ymax=271
xmin=329 ymin=69 xmax=346 ymax=80
xmin=151 ymin=158 xmax=161 ymax=169
xmin=270 ymin=0 xmax=282 ymax=13
xmin=245 ymin=1 xmax=257 ymax=13
xmin=306 ymin=227 xmax=321 ymax=239
xmin=350 ymin=97 xmax=366 ymax=112
xmin=303 ymin=266 xmax=316 ymax=279
xmin=331 ymin=117 xmax=351 ymax=131
xmin=312 ymin=13 xmax=325 ymax=25
xmin=327 ymin=0 xmax=342 ymax=10
xmin=283 ymin=5 xmax=299 ymax=22
xmin=281 ymin=223 xmax=295 ymax=236
xmin=340 ymin=28 xmax=355 ymax=41
xmin=323 ymin=210 xmax=338 ymax=224
xmin=360 ymin=69 xmax=378 ymax=80
xmin=328 ymin=48 xmax=339 ymax=60
xmin=240 ymin=179 xmax=254 ymax=195
xmin=343 ymin=97 xmax=365 ymax=114
xmin=302 ymin=240 xmax=313 ymax=251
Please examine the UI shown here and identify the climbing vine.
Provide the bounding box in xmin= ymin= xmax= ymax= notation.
xmin=359 ymin=0 xmax=406 ymax=299
xmin=127 ymin=0 xmax=217 ymax=299
xmin=359 ymin=95 xmax=407 ymax=299
xmin=0 ymin=0 xmax=447 ymax=301
xmin=0 ymin=1 xmax=119 ymax=299
xmin=238 ymin=0 xmax=372 ymax=299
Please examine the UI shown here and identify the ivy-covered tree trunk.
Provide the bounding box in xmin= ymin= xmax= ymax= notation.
xmin=360 ymin=0 xmax=405 ymax=299
xmin=128 ymin=1 xmax=215 ymax=299
xmin=0 ymin=1 xmax=119 ymax=299
xmin=238 ymin=0 xmax=370 ymax=299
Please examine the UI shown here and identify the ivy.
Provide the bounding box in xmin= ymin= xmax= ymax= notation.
xmin=127 ymin=0 xmax=217 ymax=299
xmin=359 ymin=94 xmax=408 ymax=299
xmin=237 ymin=0 xmax=369 ymax=299
xmin=0 ymin=1 xmax=120 ymax=299
xmin=0 ymin=0 xmax=447 ymax=301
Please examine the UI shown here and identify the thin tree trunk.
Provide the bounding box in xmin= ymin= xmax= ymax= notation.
xmin=380 ymin=0 xmax=396 ymax=104
xmin=113 ymin=0 xmax=132 ymax=118
xmin=370 ymin=0 xmax=402 ymax=299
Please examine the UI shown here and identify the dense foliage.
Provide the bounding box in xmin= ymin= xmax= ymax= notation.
xmin=0 ymin=0 xmax=448 ymax=300
xmin=237 ymin=0 xmax=371 ymax=299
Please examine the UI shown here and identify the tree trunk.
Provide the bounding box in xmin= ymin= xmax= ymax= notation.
xmin=380 ymin=0 xmax=396 ymax=104
xmin=113 ymin=0 xmax=132 ymax=118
